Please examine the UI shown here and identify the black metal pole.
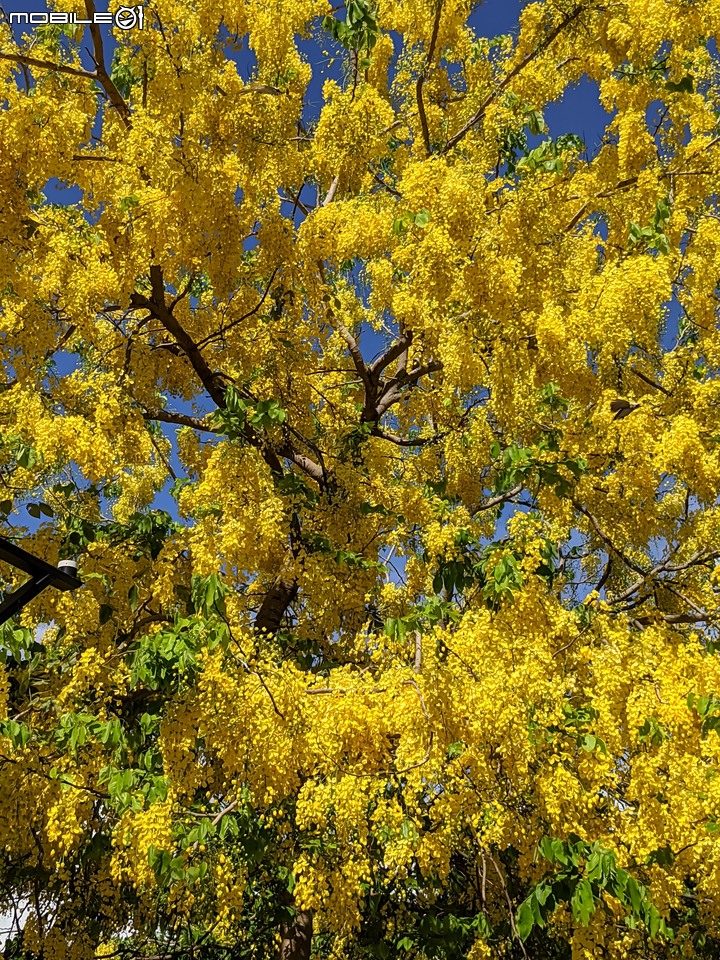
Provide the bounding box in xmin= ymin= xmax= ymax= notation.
xmin=0 ymin=536 xmax=82 ymax=626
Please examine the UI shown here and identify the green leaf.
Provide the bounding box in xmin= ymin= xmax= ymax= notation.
xmin=414 ymin=209 xmax=430 ymax=227
xmin=17 ymin=445 xmax=37 ymax=470
xmin=128 ymin=584 xmax=139 ymax=612
xmin=99 ymin=604 xmax=114 ymax=625
xmin=539 ymin=837 xmax=556 ymax=862
xmin=516 ymin=900 xmax=534 ymax=941
xmin=666 ymin=75 xmax=693 ymax=93
xmin=119 ymin=194 xmax=139 ymax=213
xmin=626 ymin=876 xmax=643 ymax=914
xmin=534 ymin=882 xmax=552 ymax=908
xmin=2 ymin=719 xmax=31 ymax=748
xmin=645 ymin=904 xmax=662 ymax=937
xmin=571 ymin=877 xmax=595 ymax=925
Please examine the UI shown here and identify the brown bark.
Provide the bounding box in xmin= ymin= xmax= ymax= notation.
xmin=279 ymin=908 xmax=313 ymax=960
xmin=254 ymin=578 xmax=297 ymax=635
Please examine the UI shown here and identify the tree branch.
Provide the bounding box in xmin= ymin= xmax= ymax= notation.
xmin=255 ymin=578 xmax=298 ymax=636
xmin=471 ymin=484 xmax=523 ymax=516
xmin=0 ymin=51 xmax=94 ymax=79
xmin=131 ymin=265 xmax=226 ymax=407
xmin=368 ymin=330 xmax=413 ymax=378
xmin=141 ymin=408 xmax=220 ymax=434
xmin=416 ymin=0 xmax=443 ymax=154
xmin=443 ymin=3 xmax=586 ymax=153
xmin=85 ymin=0 xmax=131 ymax=125
xmin=375 ymin=360 xmax=443 ymax=418
xmin=372 ymin=428 xmax=440 ymax=447
xmin=572 ymin=500 xmax=646 ymax=577
xmin=196 ymin=267 xmax=280 ymax=348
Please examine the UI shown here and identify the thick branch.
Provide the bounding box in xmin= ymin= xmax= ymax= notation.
xmin=337 ymin=322 xmax=373 ymax=396
xmin=85 ymin=0 xmax=131 ymax=125
xmin=632 ymin=610 xmax=713 ymax=627
xmin=277 ymin=445 xmax=325 ymax=486
xmin=133 ymin=270 xmax=324 ymax=485
xmin=280 ymin=895 xmax=313 ymax=960
xmin=255 ymin=578 xmax=297 ymax=636
xmin=322 ymin=174 xmax=340 ymax=207
xmin=368 ymin=330 xmax=413 ymax=378
xmin=131 ymin=265 xmax=226 ymax=407
xmin=375 ymin=360 xmax=443 ymax=418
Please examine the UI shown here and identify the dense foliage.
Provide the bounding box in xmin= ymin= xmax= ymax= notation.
xmin=1 ymin=0 xmax=720 ymax=957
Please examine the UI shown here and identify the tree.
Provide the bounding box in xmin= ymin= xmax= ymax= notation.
xmin=0 ymin=0 xmax=720 ymax=956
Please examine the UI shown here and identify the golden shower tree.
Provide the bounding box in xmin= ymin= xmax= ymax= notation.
xmin=1 ymin=0 xmax=720 ymax=957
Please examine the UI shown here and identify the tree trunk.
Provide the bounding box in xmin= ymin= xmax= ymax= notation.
xmin=279 ymin=908 xmax=313 ymax=960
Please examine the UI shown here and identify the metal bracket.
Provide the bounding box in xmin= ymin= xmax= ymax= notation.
xmin=0 ymin=537 xmax=82 ymax=626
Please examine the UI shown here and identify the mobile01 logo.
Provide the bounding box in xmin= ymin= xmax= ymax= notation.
xmin=9 ymin=5 xmax=144 ymax=29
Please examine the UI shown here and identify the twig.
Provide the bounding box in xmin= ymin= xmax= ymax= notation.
xmin=628 ymin=366 xmax=671 ymax=396
xmin=196 ymin=266 xmax=280 ymax=347
xmin=489 ymin=855 xmax=529 ymax=958
xmin=552 ymin=624 xmax=591 ymax=659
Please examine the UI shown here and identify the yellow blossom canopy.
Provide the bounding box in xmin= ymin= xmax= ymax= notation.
xmin=1 ymin=0 xmax=720 ymax=958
